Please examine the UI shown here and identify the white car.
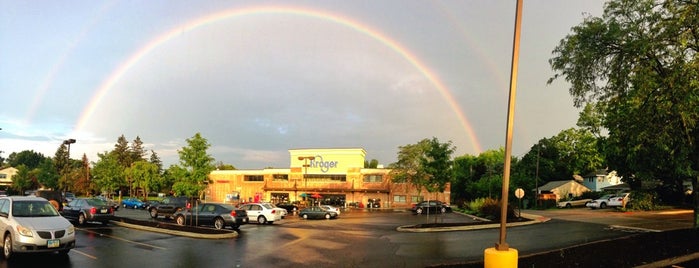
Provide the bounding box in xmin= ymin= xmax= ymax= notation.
xmin=607 ymin=192 xmax=631 ymax=207
xmin=586 ymin=194 xmax=618 ymax=209
xmin=320 ymin=205 xmax=341 ymax=216
xmin=264 ymin=203 xmax=288 ymax=218
xmin=557 ymin=199 xmax=592 ymax=208
xmin=239 ymin=203 xmax=283 ymax=224
xmin=0 ymin=196 xmax=76 ymax=259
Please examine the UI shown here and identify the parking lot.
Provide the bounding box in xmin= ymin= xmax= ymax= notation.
xmin=0 ymin=206 xmax=684 ymax=267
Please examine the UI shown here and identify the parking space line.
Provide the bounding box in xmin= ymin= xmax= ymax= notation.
xmin=72 ymin=249 xmax=98 ymax=260
xmin=78 ymin=228 xmax=167 ymax=250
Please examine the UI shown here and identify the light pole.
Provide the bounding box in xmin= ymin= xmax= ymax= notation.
xmin=63 ymin=139 xmax=76 ymax=158
xmin=298 ymin=156 xmax=315 ymax=189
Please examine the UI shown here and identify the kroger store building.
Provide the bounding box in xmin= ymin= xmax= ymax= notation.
xmin=206 ymin=148 xmax=450 ymax=208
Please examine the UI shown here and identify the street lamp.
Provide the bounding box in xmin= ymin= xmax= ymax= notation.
xmin=63 ymin=138 xmax=76 ymax=158
xmin=298 ymin=156 xmax=315 ymax=189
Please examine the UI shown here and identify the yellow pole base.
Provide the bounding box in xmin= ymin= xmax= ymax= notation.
xmin=484 ymin=247 xmax=518 ymax=268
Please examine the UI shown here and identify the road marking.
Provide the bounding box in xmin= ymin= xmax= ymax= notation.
xmin=77 ymin=228 xmax=167 ymax=250
xmin=72 ymin=249 xmax=98 ymax=260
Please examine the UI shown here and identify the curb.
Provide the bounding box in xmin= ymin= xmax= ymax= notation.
xmin=111 ymin=220 xmax=239 ymax=239
xmin=396 ymin=212 xmax=551 ymax=232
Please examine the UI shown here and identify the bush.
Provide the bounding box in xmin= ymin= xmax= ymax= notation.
xmin=477 ymin=198 xmax=516 ymax=220
xmin=628 ymin=191 xmax=658 ymax=211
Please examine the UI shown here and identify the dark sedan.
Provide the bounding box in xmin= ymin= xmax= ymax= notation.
xmin=173 ymin=203 xmax=248 ymax=229
xmin=411 ymin=201 xmax=452 ymax=214
xmin=275 ymin=202 xmax=299 ymax=213
xmin=298 ymin=206 xmax=338 ymax=219
xmin=61 ymin=198 xmax=115 ymax=225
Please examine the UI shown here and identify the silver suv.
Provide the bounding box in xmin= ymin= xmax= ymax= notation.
xmin=0 ymin=196 xmax=76 ymax=259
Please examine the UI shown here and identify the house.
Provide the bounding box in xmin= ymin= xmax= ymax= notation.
xmin=582 ymin=169 xmax=623 ymax=191
xmin=0 ymin=167 xmax=17 ymax=188
xmin=537 ymin=180 xmax=591 ymax=201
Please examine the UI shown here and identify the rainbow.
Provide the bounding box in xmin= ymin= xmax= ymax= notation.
xmin=75 ymin=5 xmax=483 ymax=153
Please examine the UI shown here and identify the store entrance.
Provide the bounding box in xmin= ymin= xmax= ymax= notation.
xmin=271 ymin=192 xmax=290 ymax=204
xmin=320 ymin=194 xmax=346 ymax=207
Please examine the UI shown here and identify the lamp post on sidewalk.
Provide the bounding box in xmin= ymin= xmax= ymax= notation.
xmin=63 ymin=138 xmax=76 ymax=158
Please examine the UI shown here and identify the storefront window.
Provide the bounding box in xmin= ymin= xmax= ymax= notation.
xmin=393 ymin=195 xmax=406 ymax=203
xmin=273 ymin=174 xmax=288 ymax=181
xmin=363 ymin=174 xmax=382 ymax=183
xmin=244 ymin=175 xmax=264 ymax=181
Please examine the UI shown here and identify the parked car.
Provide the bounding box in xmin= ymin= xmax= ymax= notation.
xmin=557 ymin=198 xmax=593 ymax=208
xmin=238 ymin=203 xmax=283 ymax=224
xmin=275 ymin=202 xmax=299 ymax=213
xmin=319 ymin=205 xmax=341 ymax=216
xmin=95 ymin=195 xmax=120 ymax=211
xmin=586 ymin=194 xmax=617 ymax=209
xmin=0 ymin=196 xmax=75 ymax=259
xmin=63 ymin=192 xmax=76 ymax=203
xmin=173 ymin=203 xmax=248 ymax=230
xmin=144 ymin=200 xmax=161 ymax=211
xmin=121 ymin=197 xmax=146 ymax=209
xmin=607 ymin=192 xmax=631 ymax=207
xmin=264 ymin=203 xmax=288 ymax=218
xmin=34 ymin=190 xmax=65 ymax=211
xmin=299 ymin=206 xmax=338 ymax=219
xmin=411 ymin=201 xmax=452 ymax=214
xmin=149 ymin=196 xmax=190 ymax=219
xmin=61 ymin=198 xmax=115 ymax=225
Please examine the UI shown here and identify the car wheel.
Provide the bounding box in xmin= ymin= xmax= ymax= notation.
xmin=440 ymin=207 xmax=447 ymax=213
xmin=78 ymin=213 xmax=86 ymax=225
xmin=175 ymin=215 xmax=185 ymax=226
xmin=325 ymin=213 xmax=331 ymax=219
xmin=416 ymin=208 xmax=423 ymax=214
xmin=214 ymin=218 xmax=225 ymax=229
xmin=133 ymin=205 xmax=139 ymax=209
xmin=600 ymin=202 xmax=607 ymax=209
xmin=3 ymin=234 xmax=12 ymax=260
xmin=149 ymin=209 xmax=158 ymax=218
xmin=123 ymin=204 xmax=127 ymax=208
xmin=565 ymin=203 xmax=572 ymax=208
xmin=257 ymin=216 xmax=267 ymax=224
xmin=302 ymin=214 xmax=308 ymax=219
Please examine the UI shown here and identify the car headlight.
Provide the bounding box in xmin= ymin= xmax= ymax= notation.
xmin=16 ymin=225 xmax=33 ymax=237
xmin=67 ymin=225 xmax=75 ymax=235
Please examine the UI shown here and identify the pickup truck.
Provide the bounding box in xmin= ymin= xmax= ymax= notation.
xmin=557 ymin=198 xmax=592 ymax=208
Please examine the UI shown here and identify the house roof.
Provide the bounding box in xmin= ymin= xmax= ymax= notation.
xmin=538 ymin=180 xmax=576 ymax=191
xmin=601 ymin=183 xmax=630 ymax=191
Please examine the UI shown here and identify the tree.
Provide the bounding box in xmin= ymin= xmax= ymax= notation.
xmin=36 ymin=158 xmax=59 ymax=189
xmin=548 ymin=0 xmax=699 ymax=226
xmin=171 ymin=133 xmax=215 ymax=198
xmin=364 ymin=159 xmax=379 ymax=168
xmin=11 ymin=165 xmax=33 ymax=195
xmin=7 ymin=150 xmax=45 ymax=170
xmin=53 ymin=143 xmax=72 ymax=191
xmin=131 ymin=136 xmax=146 ymax=163
xmin=126 ymin=161 xmax=160 ymax=200
xmin=150 ymin=150 xmax=163 ymax=174
xmin=92 ymin=152 xmax=125 ymax=197
xmin=112 ymin=135 xmax=132 ymax=168
xmin=390 ymin=138 xmax=454 ymax=200
xmin=73 ymin=154 xmax=92 ymax=195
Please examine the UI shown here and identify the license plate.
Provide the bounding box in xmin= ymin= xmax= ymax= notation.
xmin=101 ymin=208 xmax=108 ymax=213
xmin=47 ymin=239 xmax=60 ymax=248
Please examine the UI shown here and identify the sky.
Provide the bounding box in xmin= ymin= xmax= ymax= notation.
xmin=0 ymin=0 xmax=606 ymax=169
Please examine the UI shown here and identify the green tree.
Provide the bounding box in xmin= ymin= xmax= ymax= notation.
xmin=171 ymin=133 xmax=215 ymax=198
xmin=131 ymin=136 xmax=146 ymax=163
xmin=11 ymin=165 xmax=33 ymax=195
xmin=364 ymin=159 xmax=379 ymax=168
xmin=548 ymin=0 xmax=699 ymax=225
xmin=92 ymin=152 xmax=125 ymax=197
xmin=53 ymin=143 xmax=72 ymax=191
xmin=150 ymin=150 xmax=163 ymax=174
xmin=112 ymin=135 xmax=132 ymax=168
xmin=126 ymin=161 xmax=160 ymax=200
xmin=7 ymin=150 xmax=46 ymax=170
xmin=390 ymin=138 xmax=454 ymax=200
xmin=36 ymin=158 xmax=59 ymax=189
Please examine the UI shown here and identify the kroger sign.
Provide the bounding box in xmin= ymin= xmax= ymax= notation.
xmin=309 ymin=155 xmax=338 ymax=173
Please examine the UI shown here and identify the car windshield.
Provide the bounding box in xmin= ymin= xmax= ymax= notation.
xmin=12 ymin=201 xmax=60 ymax=217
